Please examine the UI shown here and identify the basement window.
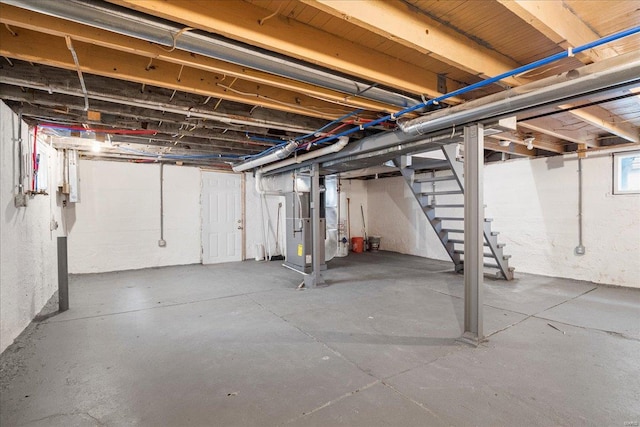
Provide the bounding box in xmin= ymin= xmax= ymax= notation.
xmin=613 ymin=150 xmax=640 ymax=194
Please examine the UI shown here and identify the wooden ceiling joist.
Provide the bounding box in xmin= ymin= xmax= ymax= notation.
xmin=518 ymin=117 xmax=599 ymax=148
xmin=497 ymin=0 xmax=619 ymax=63
xmin=298 ymin=0 xmax=524 ymax=86
xmin=559 ymin=105 xmax=639 ymax=143
xmin=488 ymin=132 xmax=565 ymax=154
xmin=484 ymin=139 xmax=535 ymax=156
xmin=0 ymin=27 xmax=365 ymax=121
xmin=107 ymin=0 xmax=466 ymax=100
xmin=0 ymin=4 xmax=402 ymax=115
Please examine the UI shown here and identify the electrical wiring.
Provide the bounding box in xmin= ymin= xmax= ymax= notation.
xmin=156 ymin=26 xmax=194 ymax=53
xmin=216 ymin=82 xmax=348 ymax=115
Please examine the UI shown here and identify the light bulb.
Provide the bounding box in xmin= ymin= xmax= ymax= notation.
xmin=91 ymin=140 xmax=102 ymax=152
xmin=524 ymin=137 xmax=535 ymax=150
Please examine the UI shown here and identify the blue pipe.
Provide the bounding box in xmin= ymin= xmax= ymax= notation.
xmin=293 ymin=109 xmax=364 ymax=142
xmin=245 ymin=133 xmax=287 ymax=144
xmin=304 ymin=24 xmax=640 ymax=146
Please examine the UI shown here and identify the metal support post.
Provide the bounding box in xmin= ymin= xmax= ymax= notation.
xmin=57 ymin=236 xmax=69 ymax=312
xmin=304 ymin=164 xmax=325 ymax=288
xmin=462 ymin=124 xmax=484 ymax=343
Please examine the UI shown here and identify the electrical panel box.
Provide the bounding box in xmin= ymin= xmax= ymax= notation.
xmin=283 ymin=191 xmax=326 ymax=274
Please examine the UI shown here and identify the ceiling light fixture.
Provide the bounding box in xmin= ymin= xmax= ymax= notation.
xmin=91 ymin=140 xmax=102 ymax=153
xmin=498 ymin=140 xmax=510 ymax=147
xmin=524 ymin=136 xmax=535 ymax=150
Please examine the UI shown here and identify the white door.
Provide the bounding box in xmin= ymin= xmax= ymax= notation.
xmin=201 ymin=171 xmax=243 ymax=264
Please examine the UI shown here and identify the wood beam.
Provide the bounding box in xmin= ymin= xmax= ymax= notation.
xmin=0 ymin=60 xmax=328 ymax=135
xmin=0 ymin=27 xmax=364 ymax=121
xmin=0 ymin=77 xmax=320 ymax=137
xmin=0 ymin=4 xmax=402 ymax=115
xmin=487 ymin=132 xmax=564 ymax=154
xmin=299 ymin=0 xmax=523 ymax=86
xmin=0 ymin=84 xmax=282 ymax=147
xmin=518 ymin=117 xmax=599 ymax=147
xmin=484 ymin=139 xmax=535 ymax=157
xmin=107 ymin=0 xmax=466 ymax=100
xmin=497 ymin=0 xmax=618 ymax=64
xmin=559 ymin=105 xmax=639 ymax=143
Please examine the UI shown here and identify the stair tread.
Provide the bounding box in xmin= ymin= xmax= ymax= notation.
xmin=454 ymin=250 xmax=497 ymax=257
xmin=420 ymin=190 xmax=463 ymax=195
xmin=442 ymin=228 xmax=464 ymax=233
xmin=414 ymin=174 xmax=456 ymax=183
xmin=435 ymin=217 xmax=464 ymax=221
xmin=431 ymin=204 xmax=465 ymax=208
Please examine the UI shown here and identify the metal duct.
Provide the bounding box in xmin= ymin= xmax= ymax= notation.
xmin=397 ymin=51 xmax=640 ymax=137
xmin=324 ymin=175 xmax=338 ymax=262
xmin=4 ymin=0 xmax=422 ymax=110
xmin=266 ymin=50 xmax=640 ymax=175
xmin=260 ymin=136 xmax=349 ymax=174
xmin=233 ymin=141 xmax=298 ymax=173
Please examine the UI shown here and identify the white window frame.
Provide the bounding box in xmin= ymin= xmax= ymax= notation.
xmin=613 ymin=150 xmax=640 ymax=195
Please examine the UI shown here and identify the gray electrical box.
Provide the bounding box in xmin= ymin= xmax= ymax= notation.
xmin=283 ymin=191 xmax=326 ymax=273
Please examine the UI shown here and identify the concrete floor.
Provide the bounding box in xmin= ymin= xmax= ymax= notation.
xmin=1 ymin=252 xmax=639 ymax=426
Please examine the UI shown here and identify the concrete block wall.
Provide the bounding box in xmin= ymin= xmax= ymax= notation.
xmin=1 ymin=102 xmax=62 ymax=353
xmin=366 ymin=150 xmax=640 ymax=288
xmin=67 ymin=161 xmax=201 ymax=274
xmin=484 ymin=152 xmax=640 ymax=288
xmin=339 ymin=179 xmax=368 ymax=243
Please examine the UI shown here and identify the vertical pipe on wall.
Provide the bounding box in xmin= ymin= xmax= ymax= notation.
xmin=17 ymin=113 xmax=23 ymax=194
xmin=158 ymin=163 xmax=166 ymax=247
xmin=575 ymin=157 xmax=586 ymax=255
xmin=57 ymin=236 xmax=69 ymax=312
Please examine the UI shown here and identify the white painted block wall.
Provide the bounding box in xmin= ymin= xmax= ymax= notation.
xmin=366 ymin=151 xmax=640 ymax=288
xmin=367 ymin=175 xmax=450 ymax=261
xmin=340 ymin=179 xmax=369 ymax=243
xmin=244 ymin=172 xmax=285 ymax=260
xmin=67 ymin=161 xmax=201 ymax=273
xmin=484 ymin=152 xmax=640 ymax=288
xmin=1 ymin=102 xmax=61 ymax=353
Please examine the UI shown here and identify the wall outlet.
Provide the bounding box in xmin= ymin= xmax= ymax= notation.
xmin=14 ymin=193 xmax=27 ymax=207
xmin=158 ymin=239 xmax=166 ymax=247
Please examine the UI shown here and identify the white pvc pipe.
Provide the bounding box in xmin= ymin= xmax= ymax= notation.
xmin=232 ymin=141 xmax=298 ymax=172
xmin=261 ymin=136 xmax=349 ymax=174
xmin=253 ymin=136 xmax=349 ymax=195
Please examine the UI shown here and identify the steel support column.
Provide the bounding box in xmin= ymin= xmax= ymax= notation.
xmin=304 ymin=164 xmax=325 ymax=288
xmin=463 ymin=124 xmax=484 ymax=343
xmin=57 ymin=236 xmax=69 ymax=312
